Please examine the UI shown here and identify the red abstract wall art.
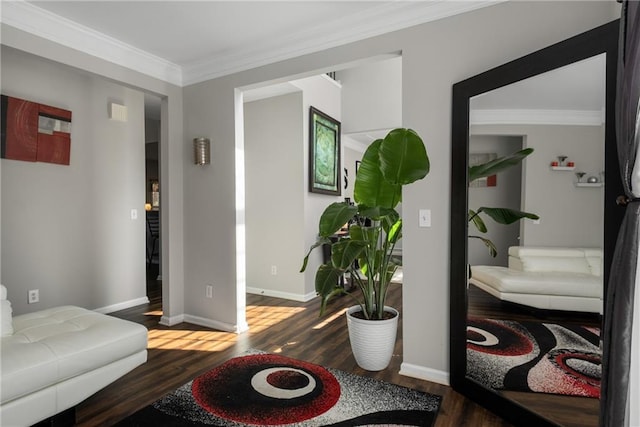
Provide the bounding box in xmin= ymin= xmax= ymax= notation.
xmin=1 ymin=95 xmax=72 ymax=165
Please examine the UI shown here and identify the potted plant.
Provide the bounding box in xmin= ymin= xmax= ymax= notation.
xmin=468 ymin=148 xmax=539 ymax=257
xmin=301 ymin=128 xmax=430 ymax=370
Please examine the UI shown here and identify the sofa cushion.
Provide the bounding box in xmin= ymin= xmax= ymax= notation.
xmin=519 ymin=256 xmax=592 ymax=274
xmin=1 ymin=300 xmax=13 ymax=337
xmin=471 ymin=265 xmax=602 ymax=298
xmin=1 ymin=306 xmax=148 ymax=405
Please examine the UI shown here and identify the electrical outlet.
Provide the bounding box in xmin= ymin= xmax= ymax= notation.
xmin=206 ymin=285 xmax=213 ymax=298
xmin=270 ymin=265 xmax=277 ymax=275
xmin=28 ymin=289 xmax=39 ymax=304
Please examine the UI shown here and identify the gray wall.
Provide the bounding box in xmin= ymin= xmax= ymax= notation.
xmin=336 ymin=56 xmax=402 ymax=134
xmin=182 ymin=1 xmax=618 ymax=380
xmin=472 ymin=123 xmax=605 ymax=251
xmin=244 ymin=91 xmax=307 ymax=300
xmin=468 ymin=135 xmax=523 ymax=266
xmin=1 ymin=46 xmax=147 ymax=314
xmin=0 ymin=1 xmax=619 ymax=382
xmin=1 ymin=24 xmax=186 ymax=322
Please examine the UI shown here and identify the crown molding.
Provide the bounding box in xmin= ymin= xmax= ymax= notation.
xmin=182 ymin=1 xmax=505 ymax=85
xmin=470 ymin=109 xmax=605 ymax=126
xmin=1 ymin=0 xmax=183 ymax=86
xmin=1 ymin=0 xmax=503 ymax=87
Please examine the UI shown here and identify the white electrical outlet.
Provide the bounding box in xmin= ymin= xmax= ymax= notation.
xmin=271 ymin=265 xmax=277 ymax=275
xmin=206 ymin=285 xmax=213 ymax=298
xmin=28 ymin=289 xmax=39 ymax=304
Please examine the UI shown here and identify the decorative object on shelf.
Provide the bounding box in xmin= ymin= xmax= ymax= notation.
xmin=301 ymin=128 xmax=429 ymax=371
xmin=587 ymin=176 xmax=599 ymax=183
xmin=551 ymin=155 xmax=575 ymax=170
xmin=309 ymin=107 xmax=341 ymax=195
xmin=576 ymin=171 xmax=587 ymax=183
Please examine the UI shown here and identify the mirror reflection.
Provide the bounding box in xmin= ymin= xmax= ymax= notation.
xmin=465 ymin=55 xmax=605 ymax=427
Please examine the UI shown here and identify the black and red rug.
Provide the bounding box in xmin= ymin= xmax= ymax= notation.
xmin=466 ymin=317 xmax=601 ymax=398
xmin=116 ymin=352 xmax=441 ymax=426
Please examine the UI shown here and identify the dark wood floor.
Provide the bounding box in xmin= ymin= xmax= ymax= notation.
xmin=467 ymin=284 xmax=601 ymax=427
xmin=74 ymin=271 xmax=513 ymax=427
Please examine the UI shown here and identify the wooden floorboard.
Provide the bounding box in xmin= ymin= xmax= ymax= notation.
xmin=74 ymin=275 xmax=512 ymax=427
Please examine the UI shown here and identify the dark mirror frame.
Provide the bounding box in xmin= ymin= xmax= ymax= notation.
xmin=450 ymin=20 xmax=623 ymax=426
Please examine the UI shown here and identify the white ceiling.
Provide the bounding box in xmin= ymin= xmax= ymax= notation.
xmin=2 ymin=0 xmax=503 ymax=86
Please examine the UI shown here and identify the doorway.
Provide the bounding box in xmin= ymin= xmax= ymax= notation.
xmin=144 ymin=93 xmax=162 ymax=301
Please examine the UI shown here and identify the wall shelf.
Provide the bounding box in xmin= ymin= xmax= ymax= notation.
xmin=551 ymin=166 xmax=575 ymax=171
xmin=575 ymin=182 xmax=603 ymax=188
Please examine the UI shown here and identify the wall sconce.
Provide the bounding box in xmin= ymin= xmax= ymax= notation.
xmin=193 ymin=137 xmax=211 ymax=165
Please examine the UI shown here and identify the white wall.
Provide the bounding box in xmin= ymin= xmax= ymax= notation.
xmin=1 ymin=46 xmax=147 ymax=314
xmin=244 ymin=91 xmax=307 ymax=300
xmin=181 ymin=1 xmax=618 ymax=379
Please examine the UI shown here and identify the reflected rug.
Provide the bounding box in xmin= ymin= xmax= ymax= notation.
xmin=466 ymin=317 xmax=601 ymax=398
xmin=116 ymin=352 xmax=442 ymax=426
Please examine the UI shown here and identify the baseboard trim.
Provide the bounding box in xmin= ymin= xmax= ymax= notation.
xmin=94 ymin=297 xmax=149 ymax=314
xmin=399 ymin=362 xmax=450 ymax=386
xmin=159 ymin=314 xmax=184 ymax=326
xmin=247 ymin=287 xmax=316 ymax=302
xmin=183 ymin=314 xmax=239 ymax=333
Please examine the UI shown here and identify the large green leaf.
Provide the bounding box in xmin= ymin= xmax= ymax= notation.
xmin=300 ymin=236 xmax=331 ymax=272
xmin=330 ymin=240 xmax=367 ymax=269
xmin=354 ymin=140 xmax=402 ymax=209
xmin=469 ymin=148 xmax=534 ymax=183
xmin=379 ymin=129 xmax=430 ymax=185
xmin=385 ymin=217 xmax=402 ymax=244
xmin=477 ymin=207 xmax=539 ymax=225
xmin=318 ymin=202 xmax=357 ymax=237
xmin=315 ymin=264 xmax=347 ymax=316
xmin=469 ymin=235 xmax=498 ymax=257
xmin=468 ymin=209 xmax=487 ymax=233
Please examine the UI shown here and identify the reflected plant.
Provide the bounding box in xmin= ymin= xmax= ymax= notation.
xmin=468 ymin=148 xmax=539 ymax=257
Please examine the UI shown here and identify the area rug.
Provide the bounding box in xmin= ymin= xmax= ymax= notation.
xmin=466 ymin=317 xmax=601 ymax=398
xmin=116 ymin=351 xmax=442 ymax=426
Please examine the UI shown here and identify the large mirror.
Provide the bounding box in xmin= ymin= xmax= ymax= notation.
xmin=450 ymin=21 xmax=624 ymax=427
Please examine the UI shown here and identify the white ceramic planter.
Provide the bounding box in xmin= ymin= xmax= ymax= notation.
xmin=346 ymin=305 xmax=399 ymax=371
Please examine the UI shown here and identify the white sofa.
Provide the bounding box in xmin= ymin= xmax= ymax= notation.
xmin=0 ymin=286 xmax=148 ymax=427
xmin=469 ymin=246 xmax=603 ymax=313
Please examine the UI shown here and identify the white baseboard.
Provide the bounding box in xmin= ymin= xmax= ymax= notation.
xmin=94 ymin=297 xmax=149 ymax=314
xmin=399 ymin=362 xmax=450 ymax=386
xmin=183 ymin=314 xmax=240 ymax=333
xmin=159 ymin=314 xmax=184 ymax=326
xmin=247 ymin=287 xmax=316 ymax=302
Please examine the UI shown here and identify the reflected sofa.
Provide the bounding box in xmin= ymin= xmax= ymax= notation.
xmin=469 ymin=246 xmax=603 ymax=313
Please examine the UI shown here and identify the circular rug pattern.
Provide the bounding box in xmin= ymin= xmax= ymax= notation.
xmin=191 ymin=354 xmax=340 ymax=425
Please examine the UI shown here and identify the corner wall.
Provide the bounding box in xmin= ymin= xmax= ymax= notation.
xmin=182 ymin=1 xmax=616 ymax=379
xmin=1 ymin=46 xmax=147 ymax=314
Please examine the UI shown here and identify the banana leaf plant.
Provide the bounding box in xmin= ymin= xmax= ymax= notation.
xmin=301 ymin=128 xmax=430 ymax=319
xmin=468 ymin=148 xmax=539 ymax=257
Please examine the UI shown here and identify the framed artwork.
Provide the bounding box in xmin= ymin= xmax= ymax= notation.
xmin=469 ymin=153 xmax=498 ymax=187
xmin=1 ymin=94 xmax=72 ymax=165
xmin=309 ymin=107 xmax=341 ymax=195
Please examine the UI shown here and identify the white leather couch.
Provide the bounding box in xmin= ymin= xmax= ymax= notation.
xmin=469 ymin=246 xmax=603 ymax=313
xmin=0 ymin=286 xmax=148 ymax=426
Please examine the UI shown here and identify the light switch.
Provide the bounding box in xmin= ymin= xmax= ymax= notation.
xmin=131 ymin=209 xmax=138 ymax=220
xmin=419 ymin=209 xmax=431 ymax=227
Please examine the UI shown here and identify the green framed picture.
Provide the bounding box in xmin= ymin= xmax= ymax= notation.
xmin=309 ymin=107 xmax=341 ymax=195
